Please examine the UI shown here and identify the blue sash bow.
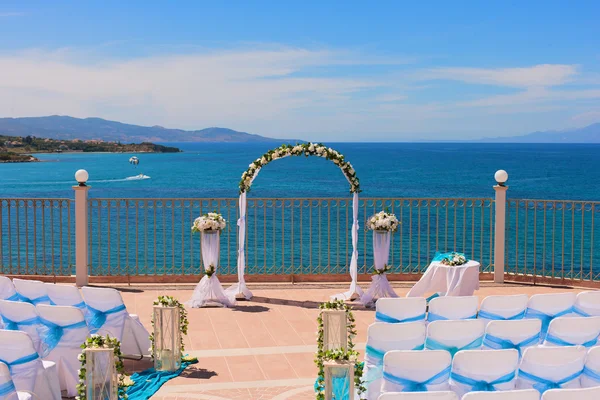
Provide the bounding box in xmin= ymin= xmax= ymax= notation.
xmin=478 ymin=309 xmax=525 ymax=321
xmin=16 ymin=294 xmax=50 ymax=305
xmin=425 ymin=336 xmax=483 ymax=357
xmin=0 ymin=353 xmax=40 ymax=372
xmin=85 ymin=304 xmax=127 ymax=332
xmin=383 ymin=366 xmax=451 ymax=392
xmin=451 ymin=370 xmax=515 ymax=391
xmin=572 ymin=306 xmax=591 ymax=317
xmin=5 ymin=293 xmax=21 ymax=302
xmin=518 ymin=369 xmax=583 ymax=394
xmin=483 ymin=333 xmax=540 ymax=356
xmin=0 ymin=381 xmax=16 ymax=396
xmin=525 ymin=307 xmax=573 ymax=335
xmin=544 ymin=333 xmax=599 ymax=348
xmin=375 ymin=311 xmax=426 ymax=323
xmin=49 ymin=300 xmax=86 ymax=309
xmin=39 ymin=318 xmax=88 ymax=354
xmin=1 ymin=315 xmax=41 ymax=331
xmin=583 ymin=366 xmax=600 ymax=382
xmin=427 ymin=312 xmax=477 ymax=322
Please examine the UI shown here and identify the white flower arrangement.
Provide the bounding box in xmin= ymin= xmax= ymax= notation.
xmin=440 ymin=252 xmax=467 ymax=266
xmin=238 ymin=143 xmax=361 ymax=194
xmin=367 ymin=210 xmax=400 ymax=232
xmin=191 ymin=212 xmax=226 ymax=233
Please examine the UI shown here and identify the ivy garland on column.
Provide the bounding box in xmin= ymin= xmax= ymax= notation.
xmin=314 ymin=300 xmax=366 ymax=400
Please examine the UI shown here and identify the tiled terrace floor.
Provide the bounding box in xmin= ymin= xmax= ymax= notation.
xmin=117 ymin=282 xmax=586 ymax=400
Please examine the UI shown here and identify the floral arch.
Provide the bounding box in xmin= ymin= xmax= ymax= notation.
xmin=229 ymin=143 xmax=363 ymax=300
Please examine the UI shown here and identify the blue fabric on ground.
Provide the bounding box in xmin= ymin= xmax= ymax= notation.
xmin=126 ymin=359 xmax=198 ymax=400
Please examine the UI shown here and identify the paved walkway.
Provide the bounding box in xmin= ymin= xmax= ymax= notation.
xmin=117 ymin=282 xmax=585 ymax=400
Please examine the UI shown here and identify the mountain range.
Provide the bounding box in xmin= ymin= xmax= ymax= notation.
xmin=477 ymin=122 xmax=600 ymax=143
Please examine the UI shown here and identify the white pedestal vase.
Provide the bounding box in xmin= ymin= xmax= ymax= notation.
xmin=358 ymin=230 xmax=397 ymax=306
xmin=186 ymin=231 xmax=236 ymax=308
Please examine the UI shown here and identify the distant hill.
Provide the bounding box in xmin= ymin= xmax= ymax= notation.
xmin=0 ymin=116 xmax=298 ymax=143
xmin=480 ymin=122 xmax=600 ymax=143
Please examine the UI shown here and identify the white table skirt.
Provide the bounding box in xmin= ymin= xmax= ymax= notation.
xmin=407 ymin=259 xmax=480 ymax=297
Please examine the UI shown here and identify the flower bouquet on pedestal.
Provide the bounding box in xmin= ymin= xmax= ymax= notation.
xmin=186 ymin=212 xmax=235 ymax=308
xmin=358 ymin=211 xmax=400 ymax=306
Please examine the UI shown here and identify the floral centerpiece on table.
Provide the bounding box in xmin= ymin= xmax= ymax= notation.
xmin=366 ymin=210 xmax=400 ymax=232
xmin=191 ymin=212 xmax=226 ymax=233
xmin=440 ymin=252 xmax=467 ymax=266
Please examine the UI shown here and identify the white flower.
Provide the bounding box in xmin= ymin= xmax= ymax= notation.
xmin=272 ymin=153 xmax=279 ymax=160
xmin=261 ymin=156 xmax=267 ymax=164
xmin=316 ymin=146 xmax=324 ymax=154
xmin=77 ymin=353 xmax=84 ymax=361
xmin=309 ymin=144 xmax=315 ymax=152
xmin=333 ymin=159 xmax=339 ymax=164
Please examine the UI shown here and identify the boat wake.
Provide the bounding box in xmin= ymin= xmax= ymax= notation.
xmin=124 ymin=174 xmax=151 ymax=181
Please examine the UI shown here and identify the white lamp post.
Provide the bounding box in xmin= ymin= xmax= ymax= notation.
xmin=494 ymin=169 xmax=508 ymax=186
xmin=493 ymin=169 xmax=509 ymax=284
xmin=75 ymin=169 xmax=89 ymax=186
xmin=73 ymin=169 xmax=90 ymax=287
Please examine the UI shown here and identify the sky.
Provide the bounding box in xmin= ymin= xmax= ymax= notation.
xmin=0 ymin=1 xmax=599 ymax=141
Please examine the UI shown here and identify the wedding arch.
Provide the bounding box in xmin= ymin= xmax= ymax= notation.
xmin=227 ymin=143 xmax=363 ymax=300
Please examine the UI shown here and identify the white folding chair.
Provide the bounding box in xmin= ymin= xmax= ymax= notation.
xmin=425 ymin=320 xmax=485 ymax=357
xmin=381 ymin=350 xmax=451 ymax=393
xmin=81 ymin=286 xmax=150 ymax=358
xmin=378 ymin=392 xmax=458 ymax=400
xmin=478 ymin=295 xmax=528 ymax=324
xmin=574 ymin=291 xmax=600 ymax=317
xmin=483 ymin=319 xmax=542 ymax=357
xmin=541 ymin=386 xmax=600 ymax=400
xmin=44 ymin=284 xmax=85 ymax=309
xmin=376 ymin=298 xmax=426 ymax=324
xmin=365 ymin=322 xmax=427 ymax=400
xmin=0 ymin=360 xmax=33 ymax=400
xmin=525 ymin=293 xmax=577 ymax=336
xmin=461 ymin=390 xmax=540 ymax=400
xmin=0 ymin=277 xmax=18 ymax=302
xmin=36 ymin=305 xmax=89 ymax=397
xmin=0 ymin=330 xmax=60 ymax=400
xmin=517 ymin=346 xmax=586 ymax=394
xmin=427 ymin=296 xmax=478 ymax=322
xmin=544 ymin=317 xmax=600 ymax=348
xmin=581 ymin=346 xmax=600 ymax=388
xmin=450 ymin=349 xmax=519 ymax=398
xmin=0 ymin=301 xmax=43 ymax=355
xmin=11 ymin=280 xmax=49 ymax=306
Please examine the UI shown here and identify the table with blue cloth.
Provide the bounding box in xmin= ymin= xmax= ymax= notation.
xmin=406 ymin=259 xmax=480 ymax=297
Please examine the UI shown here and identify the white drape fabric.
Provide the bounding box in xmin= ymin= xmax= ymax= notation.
xmin=226 ymin=191 xmax=253 ymax=300
xmin=373 ymin=230 xmax=391 ymax=271
xmin=332 ymin=193 xmax=363 ymax=300
xmin=188 ymin=231 xmax=236 ymax=308
xmin=407 ymin=260 xmax=481 ymax=297
xmin=359 ymin=231 xmax=397 ymax=305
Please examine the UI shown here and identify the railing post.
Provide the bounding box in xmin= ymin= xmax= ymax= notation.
xmin=73 ymin=169 xmax=90 ymax=287
xmin=493 ymin=170 xmax=509 ymax=284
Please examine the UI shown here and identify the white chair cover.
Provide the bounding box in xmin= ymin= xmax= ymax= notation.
xmin=0 ymin=330 xmax=60 ymax=400
xmin=581 ymin=346 xmax=600 ymax=388
xmin=525 ymin=293 xmax=577 ymax=336
xmin=541 ymin=386 xmax=600 ymax=400
xmin=381 ymin=350 xmax=451 ymax=393
xmin=450 ymin=349 xmax=519 ymax=398
xmin=544 ymin=317 xmax=600 ymax=348
xmin=574 ymin=291 xmax=600 ymax=317
xmin=0 ymin=278 xmax=17 ymax=301
xmin=378 ymin=392 xmax=458 ymax=400
xmin=44 ymin=284 xmax=85 ymax=309
xmin=81 ymin=286 xmax=151 ymax=357
xmin=0 ymin=361 xmax=32 ymax=400
xmin=0 ymin=301 xmax=43 ymax=355
xmin=36 ymin=305 xmax=89 ymax=397
xmin=425 ymin=320 xmax=485 ymax=357
xmin=483 ymin=319 xmax=542 ymax=357
xmin=375 ymin=298 xmax=426 ymax=324
xmin=461 ymin=389 xmax=540 ymax=400
xmin=517 ymin=346 xmax=586 ymax=394
xmin=365 ymin=322 xmax=427 ymax=400
xmin=11 ymin=280 xmax=49 ymax=306
xmin=478 ymin=294 xmax=528 ymax=325
xmin=427 ymin=296 xmax=479 ymax=322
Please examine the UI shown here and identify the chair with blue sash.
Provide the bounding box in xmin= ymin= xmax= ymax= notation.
xmin=425 ymin=320 xmax=485 ymax=357
xmin=0 ymin=330 xmax=61 ymax=400
xmin=0 ymin=300 xmax=44 ymax=355
xmin=525 ymin=292 xmax=577 ymax=338
xmin=541 ymin=386 xmax=600 ymax=400
xmin=517 ymin=346 xmax=586 ymax=395
xmin=36 ymin=304 xmax=89 ymax=397
xmin=45 ymin=283 xmax=86 ymax=310
xmin=81 ymin=286 xmax=151 ymax=358
xmin=381 ymin=350 xmax=451 ymax=393
xmin=478 ymin=294 xmax=528 ymax=325
xmin=573 ymin=291 xmax=600 ymax=318
xmin=0 ymin=361 xmax=32 ymax=400
xmin=0 ymin=277 xmax=18 ymax=302
xmin=364 ymin=322 xmax=426 ymax=400
xmin=375 ymin=298 xmax=426 ymax=324
xmin=483 ymin=319 xmax=542 ymax=358
xmin=11 ymin=279 xmax=50 ymax=306
xmin=543 ymin=317 xmax=600 ymax=348
xmin=581 ymin=346 xmax=600 ymax=388
xmin=378 ymin=391 xmax=458 ymax=399
xmin=461 ymin=389 xmax=540 ymax=400
xmin=427 ymin=296 xmax=478 ymax=323
xmin=451 ymin=349 xmax=519 ymax=397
